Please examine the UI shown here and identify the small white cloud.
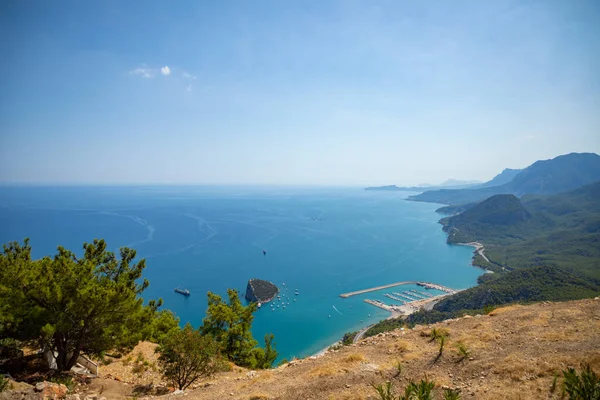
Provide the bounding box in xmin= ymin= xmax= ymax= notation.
xmin=161 ymin=66 xmax=171 ymax=76
xmin=130 ymin=67 xmax=155 ymax=78
xmin=182 ymin=72 xmax=197 ymax=80
xmin=186 ymin=85 xmax=192 ymax=92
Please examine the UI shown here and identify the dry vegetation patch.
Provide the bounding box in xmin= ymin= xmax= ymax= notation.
xmin=87 ymin=299 xmax=600 ymax=399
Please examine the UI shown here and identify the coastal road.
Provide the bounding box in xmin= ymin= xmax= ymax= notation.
xmin=353 ymin=325 xmax=372 ymax=343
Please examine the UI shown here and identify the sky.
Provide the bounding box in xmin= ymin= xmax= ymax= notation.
xmin=1 ymin=0 xmax=599 ymax=186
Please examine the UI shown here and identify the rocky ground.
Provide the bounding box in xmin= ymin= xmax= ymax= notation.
xmin=2 ymin=298 xmax=599 ymax=399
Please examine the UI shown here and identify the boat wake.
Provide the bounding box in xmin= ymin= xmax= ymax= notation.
xmin=332 ymin=305 xmax=343 ymax=315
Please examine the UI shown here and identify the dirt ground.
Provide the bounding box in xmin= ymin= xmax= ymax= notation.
xmin=67 ymin=298 xmax=600 ymax=399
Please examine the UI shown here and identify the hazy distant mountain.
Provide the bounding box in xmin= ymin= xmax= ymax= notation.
xmin=475 ymin=168 xmax=522 ymax=189
xmin=440 ymin=179 xmax=482 ymax=187
xmin=365 ymin=181 xmax=480 ymax=192
xmin=409 ymin=153 xmax=600 ymax=205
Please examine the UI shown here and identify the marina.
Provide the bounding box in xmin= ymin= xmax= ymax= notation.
xmin=339 ymin=281 xmax=457 ymax=298
xmin=342 ymin=280 xmax=463 ymax=316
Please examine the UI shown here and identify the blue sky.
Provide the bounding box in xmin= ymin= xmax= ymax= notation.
xmin=1 ymin=0 xmax=599 ymax=185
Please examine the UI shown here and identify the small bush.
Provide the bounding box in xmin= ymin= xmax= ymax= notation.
xmin=561 ymin=364 xmax=600 ymax=399
xmin=157 ymin=323 xmax=220 ymax=390
xmin=428 ymin=328 xmax=448 ymax=342
xmin=0 ymin=375 xmax=10 ymax=392
xmin=455 ymin=342 xmax=470 ymax=360
xmin=49 ymin=375 xmax=74 ymax=391
xmin=132 ymin=363 xmax=146 ymax=375
xmin=442 ymin=388 xmax=461 ymax=400
xmin=372 ymin=376 xmax=436 ymax=400
xmin=372 ymin=381 xmax=395 ymax=400
xmin=343 ymin=353 xmax=364 ymax=363
xmin=483 ymin=305 xmax=496 ymax=315
xmin=394 ymin=360 xmax=402 ymax=378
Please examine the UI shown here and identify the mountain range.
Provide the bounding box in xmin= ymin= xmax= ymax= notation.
xmin=407 ymin=152 xmax=600 ymax=205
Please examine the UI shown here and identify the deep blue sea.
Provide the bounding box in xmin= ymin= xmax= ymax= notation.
xmin=0 ymin=186 xmax=482 ymax=361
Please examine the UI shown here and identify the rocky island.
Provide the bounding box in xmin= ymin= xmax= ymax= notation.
xmin=245 ymin=278 xmax=279 ymax=303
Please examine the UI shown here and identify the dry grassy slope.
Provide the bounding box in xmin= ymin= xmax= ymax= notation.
xmin=174 ymin=298 xmax=600 ymax=400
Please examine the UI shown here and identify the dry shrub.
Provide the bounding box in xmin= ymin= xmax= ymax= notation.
xmin=343 ymin=353 xmax=365 ymax=363
xmin=309 ymin=365 xmax=339 ymax=377
xmin=493 ymin=353 xmax=549 ymax=381
xmin=248 ymin=394 xmax=270 ymax=400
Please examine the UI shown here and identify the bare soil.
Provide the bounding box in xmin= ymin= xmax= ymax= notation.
xmin=74 ymin=298 xmax=600 ymax=399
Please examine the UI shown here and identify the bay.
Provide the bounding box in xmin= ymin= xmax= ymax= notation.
xmin=0 ymin=186 xmax=482 ymax=361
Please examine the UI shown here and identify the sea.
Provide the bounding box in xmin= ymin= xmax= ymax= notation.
xmin=0 ymin=185 xmax=482 ymax=361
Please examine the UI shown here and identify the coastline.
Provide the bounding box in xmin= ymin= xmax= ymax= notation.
xmin=311 ymin=294 xmax=448 ymax=357
xmin=455 ymin=241 xmax=491 ymax=267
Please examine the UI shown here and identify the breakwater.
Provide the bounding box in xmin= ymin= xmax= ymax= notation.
xmin=340 ymin=281 xmax=456 ymax=298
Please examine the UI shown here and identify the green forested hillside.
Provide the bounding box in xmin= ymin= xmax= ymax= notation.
xmin=441 ymin=182 xmax=600 ymax=278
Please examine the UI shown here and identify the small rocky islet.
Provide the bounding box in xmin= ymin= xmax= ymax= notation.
xmin=245 ymin=278 xmax=279 ymax=304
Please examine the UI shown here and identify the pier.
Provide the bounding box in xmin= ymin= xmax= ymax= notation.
xmin=340 ymin=281 xmax=456 ymax=298
xmin=416 ymin=282 xmax=458 ymax=294
xmin=339 ymin=281 xmax=417 ymax=298
xmin=383 ymin=293 xmax=406 ymax=303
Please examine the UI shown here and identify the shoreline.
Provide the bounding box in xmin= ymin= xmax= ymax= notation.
xmin=455 ymin=241 xmax=491 ymax=268
xmin=311 ymin=294 xmax=448 ymax=357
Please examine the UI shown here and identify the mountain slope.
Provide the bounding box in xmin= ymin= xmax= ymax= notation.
xmin=134 ymin=299 xmax=600 ymax=400
xmin=409 ymin=153 xmax=600 ymax=204
xmin=441 ymin=182 xmax=600 ymax=278
xmin=475 ymin=168 xmax=522 ymax=189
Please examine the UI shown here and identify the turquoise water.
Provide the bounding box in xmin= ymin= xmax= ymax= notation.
xmin=0 ymin=186 xmax=482 ymax=361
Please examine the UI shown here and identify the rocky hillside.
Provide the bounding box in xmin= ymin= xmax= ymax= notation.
xmin=8 ymin=298 xmax=593 ymax=400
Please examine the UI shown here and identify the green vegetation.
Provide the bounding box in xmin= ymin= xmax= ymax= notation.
xmin=0 ymin=374 xmax=8 ymax=392
xmin=455 ymin=342 xmax=470 ymax=360
xmin=372 ymin=377 xmax=436 ymax=400
xmin=442 ymin=388 xmax=461 ymax=400
xmin=0 ymin=238 xmax=277 ymax=384
xmin=406 ymin=182 xmax=600 ymax=321
xmin=561 ymin=364 xmax=600 ymax=400
xmin=156 ymin=323 xmax=221 ymax=390
xmin=0 ymin=239 xmax=174 ymax=371
xmin=342 ymin=331 xmax=358 ymax=345
xmin=364 ymin=318 xmax=406 ymax=338
xmin=48 ymin=374 xmax=75 ymax=391
xmin=201 ymin=289 xmax=277 ymax=369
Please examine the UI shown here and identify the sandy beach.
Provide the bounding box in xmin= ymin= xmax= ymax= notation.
xmin=457 ymin=241 xmax=490 ymax=263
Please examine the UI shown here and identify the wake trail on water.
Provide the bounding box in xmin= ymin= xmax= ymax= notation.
xmin=332 ymin=305 xmax=344 ymax=315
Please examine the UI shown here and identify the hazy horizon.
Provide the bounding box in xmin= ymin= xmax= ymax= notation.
xmin=1 ymin=1 xmax=599 ymax=186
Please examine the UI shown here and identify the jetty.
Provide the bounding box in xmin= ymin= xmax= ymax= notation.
xmin=340 ymin=281 xmax=457 ymax=298
xmin=393 ymin=292 xmax=417 ymax=301
xmin=383 ymin=293 xmax=406 ymax=303
xmin=406 ymin=290 xmax=427 ymax=300
xmin=364 ymin=299 xmax=404 ymax=313
xmin=339 ymin=281 xmax=416 ymax=298
xmin=416 ymin=282 xmax=457 ymax=294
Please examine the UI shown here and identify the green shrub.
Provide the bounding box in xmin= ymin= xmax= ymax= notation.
xmin=49 ymin=375 xmax=74 ymax=391
xmin=372 ymin=376 xmax=436 ymax=400
xmin=157 ymin=323 xmax=220 ymax=390
xmin=561 ymin=364 xmax=600 ymax=399
xmin=0 ymin=375 xmax=10 ymax=392
xmin=455 ymin=342 xmax=470 ymax=360
xmin=442 ymin=388 xmax=461 ymax=400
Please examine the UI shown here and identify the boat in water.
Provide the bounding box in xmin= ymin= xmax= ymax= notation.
xmin=174 ymin=288 xmax=190 ymax=296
